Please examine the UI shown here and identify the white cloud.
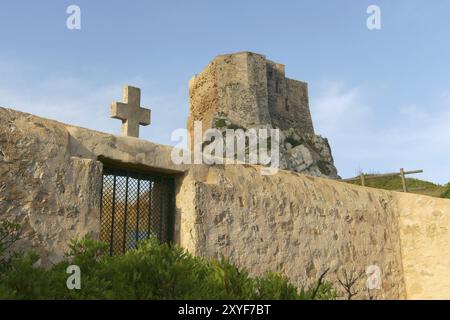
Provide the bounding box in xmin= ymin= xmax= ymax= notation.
xmin=311 ymin=81 xmax=370 ymax=135
xmin=310 ymin=81 xmax=450 ymax=184
xmin=0 ymin=58 xmax=187 ymax=146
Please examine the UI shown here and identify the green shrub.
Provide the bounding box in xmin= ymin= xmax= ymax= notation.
xmin=0 ymin=220 xmax=20 ymax=273
xmin=440 ymin=184 xmax=450 ymax=199
xmin=0 ymin=236 xmax=336 ymax=300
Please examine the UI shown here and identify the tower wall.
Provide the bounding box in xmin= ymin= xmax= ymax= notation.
xmin=188 ymin=52 xmax=272 ymax=133
xmin=188 ymin=51 xmax=315 ymax=134
xmin=285 ymin=78 xmax=314 ymax=133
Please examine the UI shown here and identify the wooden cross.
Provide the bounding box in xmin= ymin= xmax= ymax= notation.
xmin=110 ymin=85 xmax=151 ymax=138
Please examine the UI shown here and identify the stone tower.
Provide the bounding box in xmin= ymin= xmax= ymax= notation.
xmin=188 ymin=51 xmax=339 ymax=178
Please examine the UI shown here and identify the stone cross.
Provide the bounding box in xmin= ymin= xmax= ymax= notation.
xmin=110 ymin=85 xmax=151 ymax=138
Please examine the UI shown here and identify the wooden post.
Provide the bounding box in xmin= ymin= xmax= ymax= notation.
xmin=360 ymin=173 xmax=366 ymax=187
xmin=400 ymin=168 xmax=408 ymax=192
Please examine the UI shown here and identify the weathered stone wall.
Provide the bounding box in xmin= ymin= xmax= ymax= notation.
xmin=188 ymin=51 xmax=272 ymax=132
xmin=2 ymin=107 xmax=449 ymax=299
xmin=0 ymin=107 xmax=188 ymax=265
xmin=266 ymin=60 xmax=286 ymax=128
xmin=284 ymin=79 xmax=314 ymax=133
xmin=397 ymin=193 xmax=450 ymax=299
xmin=188 ymin=59 xmax=219 ymax=134
xmin=175 ymin=164 xmax=450 ymax=299
xmin=266 ymin=60 xmax=314 ymax=134
xmin=0 ymin=108 xmax=102 ymax=266
xmin=176 ymin=164 xmax=407 ymax=299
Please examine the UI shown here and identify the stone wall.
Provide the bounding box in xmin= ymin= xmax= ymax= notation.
xmin=397 ymin=193 xmax=450 ymax=299
xmin=175 ymin=165 xmax=406 ymax=299
xmin=266 ymin=60 xmax=287 ymax=128
xmin=0 ymin=108 xmax=102 ymax=266
xmin=188 ymin=58 xmax=219 ymax=134
xmin=176 ymin=164 xmax=450 ymax=299
xmin=284 ymin=79 xmax=313 ymax=133
xmin=0 ymin=107 xmax=187 ymax=265
xmin=266 ymin=60 xmax=314 ymax=133
xmin=188 ymin=51 xmax=272 ymax=133
xmin=1 ymin=107 xmax=449 ymax=299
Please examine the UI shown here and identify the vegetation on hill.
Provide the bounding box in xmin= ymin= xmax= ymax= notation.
xmin=345 ymin=175 xmax=450 ymax=199
xmin=0 ymin=221 xmax=20 ymax=274
xmin=0 ymin=221 xmax=336 ymax=300
xmin=441 ymin=186 xmax=450 ymax=199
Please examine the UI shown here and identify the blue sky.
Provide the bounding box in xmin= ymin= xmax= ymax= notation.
xmin=1 ymin=0 xmax=449 ymax=183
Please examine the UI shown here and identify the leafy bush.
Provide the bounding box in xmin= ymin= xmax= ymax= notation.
xmin=440 ymin=183 xmax=450 ymax=199
xmin=0 ymin=220 xmax=20 ymax=273
xmin=0 ymin=236 xmax=336 ymax=300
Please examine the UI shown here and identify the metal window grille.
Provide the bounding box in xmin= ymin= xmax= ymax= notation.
xmin=100 ymin=166 xmax=174 ymax=255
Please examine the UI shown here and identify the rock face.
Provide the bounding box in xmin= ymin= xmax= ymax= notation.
xmin=188 ymin=51 xmax=339 ymax=178
xmin=278 ymin=130 xmax=337 ymax=177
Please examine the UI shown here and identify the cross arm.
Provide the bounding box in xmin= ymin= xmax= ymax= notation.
xmin=110 ymin=102 xmax=129 ymax=121
xmin=139 ymin=108 xmax=151 ymax=126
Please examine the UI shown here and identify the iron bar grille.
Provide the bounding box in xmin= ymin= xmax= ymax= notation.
xmin=100 ymin=166 xmax=174 ymax=255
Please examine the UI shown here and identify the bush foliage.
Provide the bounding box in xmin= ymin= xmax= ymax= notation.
xmin=0 ymin=234 xmax=337 ymax=300
xmin=440 ymin=184 xmax=450 ymax=199
xmin=0 ymin=220 xmax=20 ymax=273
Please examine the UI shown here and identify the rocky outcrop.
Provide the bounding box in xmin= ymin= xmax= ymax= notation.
xmin=211 ymin=116 xmax=339 ymax=178
xmin=279 ymin=128 xmax=339 ymax=178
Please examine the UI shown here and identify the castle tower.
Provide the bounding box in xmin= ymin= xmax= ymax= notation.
xmin=188 ymin=51 xmax=315 ymax=134
xmin=188 ymin=51 xmax=339 ymax=178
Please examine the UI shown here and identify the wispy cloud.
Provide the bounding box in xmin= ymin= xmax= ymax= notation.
xmin=0 ymin=58 xmax=187 ymax=146
xmin=312 ymin=81 xmax=370 ymax=135
xmin=311 ymin=81 xmax=450 ymax=184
